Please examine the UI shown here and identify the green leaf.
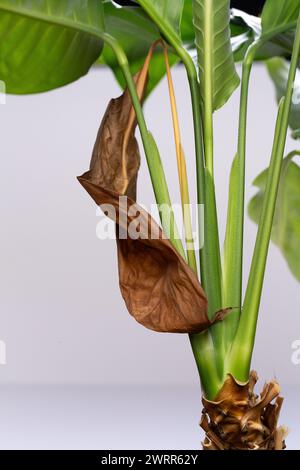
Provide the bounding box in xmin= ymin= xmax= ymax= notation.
xmin=261 ymin=0 xmax=300 ymax=35
xmin=99 ymin=2 xmax=179 ymax=95
xmin=230 ymin=6 xmax=300 ymax=63
xmin=0 ymin=0 xmax=104 ymax=94
xmin=259 ymin=0 xmax=300 ymax=61
xmin=143 ymin=0 xmax=184 ymax=38
xmin=186 ymin=6 xmax=300 ymax=64
xmin=267 ymin=57 xmax=300 ymax=139
xmin=192 ymin=0 xmax=240 ymax=111
xmin=249 ymin=152 xmax=300 ymax=282
xmin=181 ymin=0 xmax=194 ymax=46
xmin=136 ymin=0 xmax=185 ymax=45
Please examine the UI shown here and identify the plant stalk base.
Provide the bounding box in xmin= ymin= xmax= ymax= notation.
xmin=200 ymin=371 xmax=288 ymax=450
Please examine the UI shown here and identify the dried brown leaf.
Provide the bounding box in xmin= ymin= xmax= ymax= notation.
xmin=78 ymin=71 xmax=220 ymax=334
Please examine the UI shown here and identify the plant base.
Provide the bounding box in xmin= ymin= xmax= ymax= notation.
xmin=200 ymin=371 xmax=288 ymax=450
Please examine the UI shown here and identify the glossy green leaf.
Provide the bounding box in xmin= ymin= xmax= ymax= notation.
xmin=184 ymin=5 xmax=300 ymax=64
xmin=249 ymin=152 xmax=300 ymax=282
xmin=230 ymin=6 xmax=300 ymax=62
xmin=99 ymin=3 xmax=300 ymax=98
xmin=181 ymin=0 xmax=194 ymax=46
xmin=0 ymin=0 xmax=104 ymax=94
xmin=99 ymin=2 xmax=179 ymax=95
xmin=143 ymin=0 xmax=184 ymax=37
xmin=261 ymin=0 xmax=300 ymax=35
xmin=192 ymin=0 xmax=240 ymax=110
xmin=259 ymin=0 xmax=300 ymax=62
xmin=136 ymin=0 xmax=185 ymax=48
xmin=267 ymin=57 xmax=300 ymax=139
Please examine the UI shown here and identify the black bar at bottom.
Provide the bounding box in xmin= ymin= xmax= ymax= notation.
xmin=0 ymin=449 xmax=297 ymax=466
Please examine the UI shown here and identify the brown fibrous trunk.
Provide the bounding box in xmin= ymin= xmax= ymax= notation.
xmin=200 ymin=371 xmax=288 ymax=450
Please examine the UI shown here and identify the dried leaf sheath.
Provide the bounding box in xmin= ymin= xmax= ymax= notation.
xmin=78 ymin=74 xmax=222 ymax=333
xmin=201 ymin=371 xmax=287 ymax=450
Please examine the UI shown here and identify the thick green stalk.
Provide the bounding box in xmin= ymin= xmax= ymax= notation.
xmin=202 ymin=172 xmax=224 ymax=378
xmin=188 ymin=0 xmax=224 ymax=378
xmin=174 ymin=55 xmax=223 ymax=398
xmin=223 ymin=40 xmax=260 ymax=345
xmin=184 ymin=69 xmax=227 ymax=393
xmin=223 ymin=19 xmax=300 ymax=345
xmin=202 ymin=0 xmax=214 ymax=177
xmin=136 ymin=1 xmax=207 ymax=247
xmin=183 ymin=58 xmax=207 ymax=273
xmin=102 ymin=33 xmax=185 ymax=258
xmin=185 ymin=61 xmax=224 ymax=397
xmin=228 ymin=12 xmax=300 ymax=381
xmin=135 ymin=1 xmax=222 ymax=396
xmin=228 ymin=100 xmax=284 ymax=380
xmin=190 ymin=332 xmax=223 ymax=399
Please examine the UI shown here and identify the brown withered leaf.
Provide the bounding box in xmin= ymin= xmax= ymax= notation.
xmin=78 ymin=69 xmax=221 ymax=333
xmin=201 ymin=371 xmax=287 ymax=450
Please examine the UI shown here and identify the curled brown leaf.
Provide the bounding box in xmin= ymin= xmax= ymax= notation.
xmin=78 ymin=68 xmax=221 ymax=334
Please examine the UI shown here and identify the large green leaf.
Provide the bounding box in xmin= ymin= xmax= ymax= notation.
xmin=99 ymin=2 xmax=179 ymax=95
xmin=135 ymin=0 xmax=185 ymax=50
xmin=261 ymin=0 xmax=300 ymax=35
xmin=181 ymin=0 xmax=194 ymax=46
xmin=267 ymin=57 xmax=300 ymax=139
xmin=0 ymin=0 xmax=104 ymax=94
xmin=248 ymin=152 xmax=300 ymax=282
xmin=229 ymin=9 xmax=289 ymax=61
xmin=182 ymin=6 xmax=291 ymax=63
xmin=230 ymin=4 xmax=300 ymax=62
xmin=192 ymin=0 xmax=240 ymax=110
xmin=143 ymin=0 xmax=184 ymax=37
xmin=260 ymin=0 xmax=300 ymax=61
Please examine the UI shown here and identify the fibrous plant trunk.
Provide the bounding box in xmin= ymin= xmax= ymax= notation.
xmin=200 ymin=371 xmax=288 ymax=450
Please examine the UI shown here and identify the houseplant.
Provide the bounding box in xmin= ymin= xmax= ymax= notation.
xmin=1 ymin=0 xmax=300 ymax=450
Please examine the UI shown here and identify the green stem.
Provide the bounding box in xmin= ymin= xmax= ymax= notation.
xmin=223 ymin=40 xmax=260 ymax=345
xmin=183 ymin=55 xmax=206 ymax=274
xmin=184 ymin=57 xmax=223 ymax=397
xmin=101 ymin=33 xmax=185 ymax=258
xmin=202 ymin=171 xmax=224 ymax=379
xmin=161 ymin=43 xmax=198 ymax=274
xmin=189 ymin=332 xmax=223 ymax=399
xmin=136 ymin=1 xmax=207 ymax=238
xmin=187 ymin=73 xmax=223 ymax=396
xmin=202 ymin=0 xmax=214 ymax=177
xmin=178 ymin=54 xmax=223 ymax=398
xmin=228 ymin=12 xmax=300 ymax=381
xmin=135 ymin=1 xmax=222 ymax=396
xmin=192 ymin=3 xmax=224 ymax=379
xmin=222 ymin=21 xmax=300 ymax=346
